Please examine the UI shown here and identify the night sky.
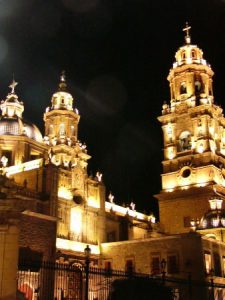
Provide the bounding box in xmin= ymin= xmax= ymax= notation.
xmin=0 ymin=0 xmax=225 ymax=216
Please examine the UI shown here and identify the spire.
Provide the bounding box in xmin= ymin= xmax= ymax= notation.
xmin=183 ymin=22 xmax=191 ymax=45
xmin=9 ymin=78 xmax=18 ymax=94
xmin=58 ymin=70 xmax=67 ymax=91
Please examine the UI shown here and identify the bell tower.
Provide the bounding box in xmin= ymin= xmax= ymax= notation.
xmin=43 ymin=73 xmax=106 ymax=246
xmin=156 ymin=24 xmax=225 ymax=234
xmin=43 ymin=72 xmax=90 ymax=169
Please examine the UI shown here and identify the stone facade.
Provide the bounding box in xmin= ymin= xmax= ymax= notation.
xmin=101 ymin=233 xmax=205 ymax=280
xmin=156 ymin=26 xmax=225 ymax=236
xmin=0 ymin=72 xmax=151 ymax=294
xmin=157 ymin=186 xmax=214 ymax=234
xmin=19 ymin=211 xmax=57 ymax=261
xmin=2 ymin=24 xmax=225 ymax=299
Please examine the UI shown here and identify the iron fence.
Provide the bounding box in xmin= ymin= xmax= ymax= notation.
xmin=17 ymin=260 xmax=225 ymax=300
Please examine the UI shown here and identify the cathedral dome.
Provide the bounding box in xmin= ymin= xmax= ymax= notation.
xmin=171 ymin=23 xmax=212 ymax=71
xmin=0 ymin=117 xmax=43 ymax=142
xmin=173 ymin=44 xmax=207 ymax=69
xmin=166 ymin=23 xmax=214 ymax=108
xmin=0 ymin=80 xmax=43 ymax=143
xmin=47 ymin=72 xmax=74 ymax=111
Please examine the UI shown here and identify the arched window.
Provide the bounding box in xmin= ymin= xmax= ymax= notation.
xmin=181 ymin=51 xmax=186 ymax=60
xmin=191 ymin=50 xmax=196 ymax=59
xmin=71 ymin=125 xmax=75 ymax=137
xmin=195 ymin=81 xmax=201 ymax=93
xmin=53 ymin=96 xmax=58 ymax=107
xmin=1 ymin=150 xmax=12 ymax=166
xmin=180 ymin=82 xmax=187 ymax=94
xmin=204 ymin=252 xmax=212 ymax=274
xmin=49 ymin=124 xmax=54 ymax=135
xmin=200 ymin=82 xmax=205 ymax=94
xmin=179 ymin=131 xmax=192 ymax=151
xmin=209 ymin=85 xmax=213 ymax=96
xmin=59 ymin=124 xmax=65 ymax=136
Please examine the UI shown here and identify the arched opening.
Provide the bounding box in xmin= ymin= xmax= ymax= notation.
xmin=181 ymin=51 xmax=186 ymax=60
xmin=70 ymin=206 xmax=83 ymax=241
xmin=59 ymin=124 xmax=65 ymax=136
xmin=49 ymin=124 xmax=54 ymax=135
xmin=180 ymin=82 xmax=187 ymax=94
xmin=194 ymin=75 xmax=205 ymax=98
xmin=191 ymin=50 xmax=196 ymax=59
xmin=179 ymin=131 xmax=192 ymax=151
xmin=195 ymin=81 xmax=201 ymax=93
xmin=71 ymin=125 xmax=75 ymax=137
xmin=1 ymin=150 xmax=13 ymax=166
xmin=209 ymin=84 xmax=213 ymax=96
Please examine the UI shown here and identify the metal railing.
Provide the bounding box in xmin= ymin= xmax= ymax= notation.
xmin=17 ymin=260 xmax=225 ymax=300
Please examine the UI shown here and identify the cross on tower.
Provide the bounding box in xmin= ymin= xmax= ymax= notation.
xmin=183 ymin=22 xmax=191 ymax=44
xmin=9 ymin=79 xmax=18 ymax=94
xmin=58 ymin=70 xmax=67 ymax=91
xmin=60 ymin=70 xmax=66 ymax=82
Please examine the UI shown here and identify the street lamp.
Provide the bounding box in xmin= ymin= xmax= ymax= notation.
xmin=84 ymin=245 xmax=91 ymax=300
xmin=209 ymin=268 xmax=214 ymax=300
xmin=161 ymin=259 xmax=167 ymax=284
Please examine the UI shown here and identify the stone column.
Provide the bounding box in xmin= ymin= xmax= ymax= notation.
xmin=0 ymin=223 xmax=19 ymax=300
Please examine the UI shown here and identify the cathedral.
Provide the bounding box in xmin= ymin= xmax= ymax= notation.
xmin=1 ymin=24 xmax=225 ymax=299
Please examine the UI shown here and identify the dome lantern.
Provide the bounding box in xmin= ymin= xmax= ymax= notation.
xmin=167 ymin=23 xmax=214 ymax=109
xmin=50 ymin=71 xmax=74 ymax=111
xmin=1 ymin=79 xmax=24 ymax=118
xmin=0 ymin=79 xmax=43 ymax=143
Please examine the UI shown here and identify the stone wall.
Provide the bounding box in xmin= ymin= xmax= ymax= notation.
xmin=101 ymin=233 xmax=205 ymax=281
xmin=157 ymin=187 xmax=213 ymax=234
xmin=19 ymin=211 xmax=56 ymax=261
xmin=12 ymin=167 xmax=44 ymax=192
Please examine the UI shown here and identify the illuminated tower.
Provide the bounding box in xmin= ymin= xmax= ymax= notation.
xmin=44 ymin=73 xmax=106 ymax=247
xmin=43 ymin=72 xmax=93 ymax=202
xmin=156 ymin=24 xmax=225 ymax=234
xmin=43 ymin=72 xmax=90 ymax=169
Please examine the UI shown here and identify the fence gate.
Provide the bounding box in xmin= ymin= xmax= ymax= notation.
xmin=17 ymin=261 xmax=83 ymax=300
xmin=54 ymin=263 xmax=83 ymax=300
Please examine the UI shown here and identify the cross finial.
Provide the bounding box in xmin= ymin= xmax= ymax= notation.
xmin=60 ymin=70 xmax=66 ymax=82
xmin=58 ymin=70 xmax=67 ymax=91
xmin=183 ymin=22 xmax=191 ymax=44
xmin=9 ymin=78 xmax=18 ymax=94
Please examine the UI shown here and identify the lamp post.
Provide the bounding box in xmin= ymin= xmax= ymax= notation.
xmin=84 ymin=245 xmax=91 ymax=300
xmin=209 ymin=268 xmax=214 ymax=300
xmin=161 ymin=259 xmax=167 ymax=284
xmin=187 ymin=272 xmax=192 ymax=300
